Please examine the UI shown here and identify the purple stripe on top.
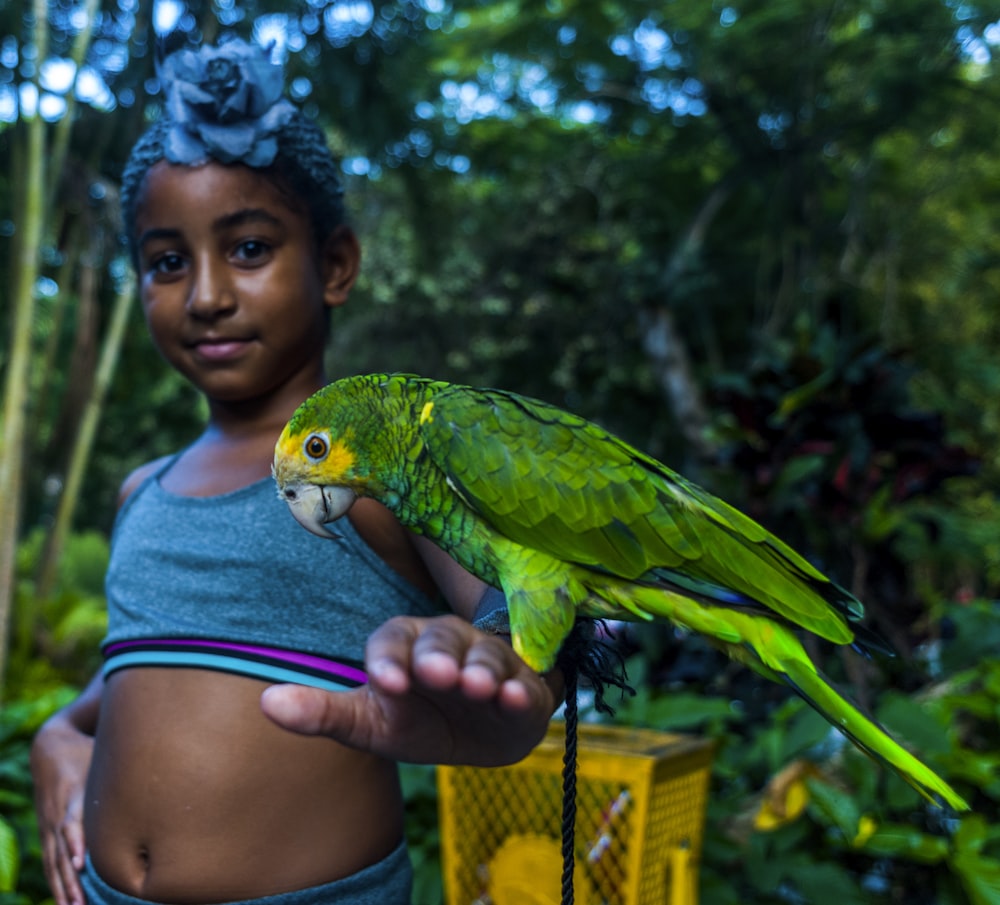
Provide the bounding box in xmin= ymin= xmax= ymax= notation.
xmin=103 ymin=638 xmax=368 ymax=685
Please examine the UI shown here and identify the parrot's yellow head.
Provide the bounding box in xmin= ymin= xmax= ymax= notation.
xmin=274 ymin=373 xmax=430 ymax=538
xmin=272 ymin=420 xmax=362 ymax=539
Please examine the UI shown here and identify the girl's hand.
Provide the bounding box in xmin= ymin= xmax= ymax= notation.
xmin=261 ymin=614 xmax=560 ymax=766
xmin=31 ymin=716 xmax=94 ymax=905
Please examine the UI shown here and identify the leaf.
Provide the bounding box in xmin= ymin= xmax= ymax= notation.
xmin=697 ymin=873 xmax=743 ymax=905
xmin=773 ymin=370 xmax=836 ymax=422
xmin=770 ymin=453 xmax=829 ymax=494
xmin=0 ymin=817 xmax=18 ymax=893
xmin=617 ymin=689 xmax=736 ymax=731
xmin=755 ymin=761 xmax=819 ymax=831
xmin=952 ymin=851 xmax=1000 ymax=905
xmin=805 ymin=777 xmax=861 ymax=841
xmin=0 ymin=687 xmax=77 ymax=745
xmin=854 ymin=822 xmax=949 ymax=864
xmin=778 ymin=707 xmax=831 ymax=762
xmin=744 ymin=833 xmax=785 ymax=892
xmin=876 ymin=691 xmax=951 ymax=755
xmin=782 ymin=859 xmax=873 ymax=905
xmin=948 ymin=748 xmax=1000 ymax=794
xmin=51 ymin=595 xmax=108 ymax=648
xmin=941 ymin=604 xmax=1000 ymax=673
xmin=954 ymin=814 xmax=1000 ymax=856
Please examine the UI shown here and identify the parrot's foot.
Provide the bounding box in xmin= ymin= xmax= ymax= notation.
xmin=556 ymin=620 xmax=634 ymax=716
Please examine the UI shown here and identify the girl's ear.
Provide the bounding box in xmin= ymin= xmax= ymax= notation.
xmin=321 ymin=226 xmax=361 ymax=308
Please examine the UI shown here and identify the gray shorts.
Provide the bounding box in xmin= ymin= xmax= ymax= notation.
xmin=80 ymin=842 xmax=412 ymax=905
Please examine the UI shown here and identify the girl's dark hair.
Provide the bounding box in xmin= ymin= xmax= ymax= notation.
xmin=120 ymin=39 xmax=346 ymax=258
xmin=121 ymin=110 xmax=346 ymax=257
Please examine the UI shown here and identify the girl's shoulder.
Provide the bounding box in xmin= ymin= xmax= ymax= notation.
xmin=117 ymin=455 xmax=176 ymax=509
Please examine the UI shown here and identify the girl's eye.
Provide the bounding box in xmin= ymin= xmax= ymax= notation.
xmin=148 ymin=252 xmax=185 ymax=276
xmin=233 ymin=239 xmax=271 ymax=264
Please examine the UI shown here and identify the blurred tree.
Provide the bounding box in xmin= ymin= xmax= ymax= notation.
xmin=0 ymin=0 xmax=998 ymax=678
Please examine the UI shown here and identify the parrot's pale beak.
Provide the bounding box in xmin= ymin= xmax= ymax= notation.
xmin=278 ymin=482 xmax=357 ymax=539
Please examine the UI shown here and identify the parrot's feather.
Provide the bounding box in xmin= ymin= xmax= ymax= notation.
xmin=422 ymin=384 xmax=864 ymax=650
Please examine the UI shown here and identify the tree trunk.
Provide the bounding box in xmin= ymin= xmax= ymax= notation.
xmin=640 ymin=179 xmax=734 ymax=464
xmin=639 ymin=306 xmax=715 ymax=462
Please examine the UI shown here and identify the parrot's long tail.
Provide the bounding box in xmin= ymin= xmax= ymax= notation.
xmin=778 ymin=656 xmax=968 ymax=811
xmin=601 ymin=582 xmax=969 ymax=811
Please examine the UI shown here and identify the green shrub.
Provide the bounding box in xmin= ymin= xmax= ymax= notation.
xmin=0 ymin=688 xmax=76 ymax=905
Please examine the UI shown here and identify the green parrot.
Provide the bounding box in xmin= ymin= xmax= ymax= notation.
xmin=272 ymin=372 xmax=968 ymax=811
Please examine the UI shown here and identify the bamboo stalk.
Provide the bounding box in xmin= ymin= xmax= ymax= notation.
xmin=32 ymin=217 xmax=83 ymax=447
xmin=35 ymin=265 xmax=135 ymax=601
xmin=0 ymin=0 xmax=49 ymax=697
xmin=45 ymin=0 xmax=101 ymax=215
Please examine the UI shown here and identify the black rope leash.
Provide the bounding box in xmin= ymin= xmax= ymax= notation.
xmin=472 ymin=606 xmax=634 ymax=905
xmin=560 ymin=662 xmax=579 ymax=905
xmin=554 ymin=621 xmax=635 ymax=905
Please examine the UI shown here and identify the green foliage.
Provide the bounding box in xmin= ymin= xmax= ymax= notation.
xmin=709 ymin=327 xmax=982 ymax=657
xmin=400 ymin=764 xmax=444 ymax=905
xmin=0 ymin=530 xmax=108 ymax=903
xmin=0 ymin=687 xmax=75 ymax=905
xmin=0 ymin=817 xmax=17 ymax=893
xmin=6 ymin=530 xmax=107 ymax=700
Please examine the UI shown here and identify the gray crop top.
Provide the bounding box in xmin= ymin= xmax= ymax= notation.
xmin=101 ymin=463 xmax=441 ymax=691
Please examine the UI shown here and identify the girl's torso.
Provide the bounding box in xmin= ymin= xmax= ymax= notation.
xmin=87 ymin=668 xmax=405 ymax=902
xmin=86 ymin=452 xmax=439 ymax=902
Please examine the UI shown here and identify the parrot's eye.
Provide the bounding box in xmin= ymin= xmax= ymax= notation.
xmin=304 ymin=433 xmax=329 ymax=462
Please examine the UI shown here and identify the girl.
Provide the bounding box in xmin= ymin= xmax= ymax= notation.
xmin=31 ymin=38 xmax=558 ymax=905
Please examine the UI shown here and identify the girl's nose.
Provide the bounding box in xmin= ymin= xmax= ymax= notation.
xmin=186 ymin=260 xmax=236 ymax=318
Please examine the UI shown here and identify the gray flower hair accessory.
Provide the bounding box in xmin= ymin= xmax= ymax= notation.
xmin=159 ymin=38 xmax=296 ymax=168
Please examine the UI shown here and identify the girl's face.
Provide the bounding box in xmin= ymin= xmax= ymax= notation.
xmin=133 ymin=160 xmax=357 ymax=409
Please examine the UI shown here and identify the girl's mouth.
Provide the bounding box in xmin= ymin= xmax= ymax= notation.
xmin=192 ymin=338 xmax=252 ymax=360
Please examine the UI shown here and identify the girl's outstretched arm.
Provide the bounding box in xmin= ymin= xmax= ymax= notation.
xmin=261 ymin=613 xmax=561 ymax=766
xmin=31 ymin=671 xmax=103 ymax=905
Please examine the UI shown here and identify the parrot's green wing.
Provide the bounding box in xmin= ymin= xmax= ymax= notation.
xmin=419 ymin=384 xmax=860 ymax=647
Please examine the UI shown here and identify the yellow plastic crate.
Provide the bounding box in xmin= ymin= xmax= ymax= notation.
xmin=438 ymin=722 xmax=714 ymax=905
